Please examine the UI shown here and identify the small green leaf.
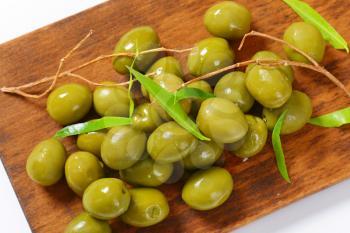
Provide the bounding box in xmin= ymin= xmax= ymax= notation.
xmin=54 ymin=117 xmax=132 ymax=138
xmin=308 ymin=107 xmax=350 ymax=127
xmin=128 ymin=67 xmax=210 ymax=141
xmin=272 ymin=110 xmax=291 ymax=183
xmin=174 ymin=87 xmax=215 ymax=102
xmin=283 ymin=0 xmax=349 ymax=52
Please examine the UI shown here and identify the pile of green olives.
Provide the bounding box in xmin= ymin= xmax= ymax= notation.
xmin=25 ymin=0 xmax=325 ymax=231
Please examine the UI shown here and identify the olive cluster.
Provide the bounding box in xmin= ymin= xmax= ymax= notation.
xmin=25 ymin=1 xmax=326 ymax=232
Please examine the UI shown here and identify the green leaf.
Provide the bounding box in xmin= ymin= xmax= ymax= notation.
xmin=283 ymin=0 xmax=349 ymax=53
xmin=54 ymin=117 xmax=132 ymax=138
xmin=127 ymin=67 xmax=210 ymax=141
xmin=128 ymin=47 xmax=138 ymax=117
xmin=272 ymin=110 xmax=291 ymax=183
xmin=174 ymin=87 xmax=215 ymax=102
xmin=308 ymin=107 xmax=350 ymax=127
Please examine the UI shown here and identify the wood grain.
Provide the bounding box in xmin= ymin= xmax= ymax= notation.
xmin=1 ymin=0 xmax=350 ymax=232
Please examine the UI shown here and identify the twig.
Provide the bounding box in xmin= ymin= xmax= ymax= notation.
xmin=66 ymin=72 xmax=131 ymax=86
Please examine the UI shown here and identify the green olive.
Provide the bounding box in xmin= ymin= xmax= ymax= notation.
xmin=246 ymin=50 xmax=294 ymax=83
xmin=83 ymin=178 xmax=130 ymax=220
xmin=26 ymin=138 xmax=66 ymax=186
xmin=77 ymin=131 xmax=106 ymax=157
xmin=187 ymin=37 xmax=234 ymax=76
xmin=147 ymin=122 xmax=198 ymax=163
xmin=93 ymin=82 xmax=129 ymax=117
xmin=64 ymin=212 xmax=111 ymax=233
xmin=182 ymin=167 xmax=233 ymax=210
xmin=245 ymin=65 xmax=292 ymax=108
xmin=183 ymin=140 xmax=223 ymax=170
xmin=120 ymin=156 xmax=173 ymax=187
xmin=147 ymin=56 xmax=183 ymax=78
xmin=187 ymin=80 xmax=213 ymax=115
xmin=204 ymin=1 xmax=251 ymax=39
xmin=65 ymin=151 xmax=104 ymax=196
xmin=131 ymin=103 xmax=163 ymax=133
xmin=47 ymin=84 xmax=92 ymax=125
xmin=113 ymin=26 xmax=161 ymax=74
xmin=263 ymin=90 xmax=312 ymax=134
xmin=228 ymin=115 xmax=268 ymax=158
xmin=121 ymin=188 xmax=169 ymax=227
xmin=101 ymin=126 xmax=147 ymax=170
xmin=214 ymin=71 xmax=254 ymax=112
xmin=196 ymin=97 xmax=248 ymax=144
xmin=283 ymin=22 xmax=325 ymax=63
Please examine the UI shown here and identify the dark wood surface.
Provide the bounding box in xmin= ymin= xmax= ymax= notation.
xmin=1 ymin=0 xmax=350 ymax=232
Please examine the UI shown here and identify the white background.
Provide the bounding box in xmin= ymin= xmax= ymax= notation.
xmin=1 ymin=1 xmax=350 ymax=232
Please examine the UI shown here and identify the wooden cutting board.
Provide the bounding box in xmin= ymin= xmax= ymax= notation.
xmin=1 ymin=0 xmax=350 ymax=232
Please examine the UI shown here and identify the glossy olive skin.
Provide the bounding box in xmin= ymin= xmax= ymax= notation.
xmin=101 ymin=126 xmax=147 ymax=170
xmin=26 ymin=138 xmax=66 ymax=186
xmin=113 ymin=26 xmax=160 ymax=74
xmin=204 ymin=1 xmax=251 ymax=39
xmin=47 ymin=84 xmax=92 ymax=125
xmin=246 ymin=50 xmax=294 ymax=83
xmin=120 ymin=156 xmax=173 ymax=187
xmin=183 ymin=140 xmax=223 ymax=170
xmin=246 ymin=65 xmax=292 ymax=109
xmin=196 ymin=97 xmax=248 ymax=144
xmin=228 ymin=115 xmax=268 ymax=158
xmin=147 ymin=56 xmax=183 ymax=78
xmin=131 ymin=103 xmax=163 ymax=133
xmin=182 ymin=167 xmax=233 ymax=210
xmin=283 ymin=22 xmax=325 ymax=63
xmin=187 ymin=37 xmax=234 ymax=76
xmin=83 ymin=178 xmax=130 ymax=220
xmin=263 ymin=90 xmax=312 ymax=134
xmin=187 ymin=80 xmax=213 ymax=115
xmin=64 ymin=212 xmax=111 ymax=233
xmin=77 ymin=131 xmax=106 ymax=157
xmin=147 ymin=122 xmax=198 ymax=163
xmin=65 ymin=151 xmax=104 ymax=196
xmin=121 ymin=188 xmax=169 ymax=227
xmin=93 ymin=82 xmax=130 ymax=117
xmin=214 ymin=72 xmax=254 ymax=113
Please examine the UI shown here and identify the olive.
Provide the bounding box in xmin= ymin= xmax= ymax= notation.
xmin=101 ymin=126 xmax=147 ymax=170
xmin=245 ymin=65 xmax=292 ymax=108
xmin=121 ymin=188 xmax=169 ymax=227
xmin=181 ymin=167 xmax=233 ymax=210
xmin=263 ymin=90 xmax=312 ymax=134
xmin=187 ymin=37 xmax=235 ymax=76
xmin=196 ymin=97 xmax=248 ymax=144
xmin=187 ymin=80 xmax=213 ymax=115
xmin=214 ymin=71 xmax=254 ymax=112
xmin=246 ymin=50 xmax=294 ymax=83
xmin=47 ymin=84 xmax=92 ymax=125
xmin=131 ymin=103 xmax=163 ymax=133
xmin=64 ymin=212 xmax=111 ymax=233
xmin=65 ymin=151 xmax=104 ymax=196
xmin=147 ymin=122 xmax=198 ymax=163
xmin=204 ymin=1 xmax=251 ymax=39
xmin=120 ymin=156 xmax=173 ymax=187
xmin=113 ymin=26 xmax=161 ymax=74
xmin=228 ymin=115 xmax=268 ymax=158
xmin=83 ymin=178 xmax=130 ymax=220
xmin=147 ymin=56 xmax=183 ymax=78
xmin=93 ymin=82 xmax=130 ymax=117
xmin=183 ymin=140 xmax=223 ymax=170
xmin=26 ymin=138 xmax=66 ymax=186
xmin=77 ymin=131 xmax=106 ymax=157
xmin=283 ymin=22 xmax=325 ymax=63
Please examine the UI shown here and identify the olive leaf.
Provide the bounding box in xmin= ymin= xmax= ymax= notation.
xmin=127 ymin=66 xmax=210 ymax=141
xmin=174 ymin=87 xmax=215 ymax=102
xmin=272 ymin=110 xmax=291 ymax=183
xmin=54 ymin=117 xmax=132 ymax=138
xmin=308 ymin=107 xmax=350 ymax=127
xmin=128 ymin=47 xmax=138 ymax=118
xmin=283 ymin=0 xmax=349 ymax=53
